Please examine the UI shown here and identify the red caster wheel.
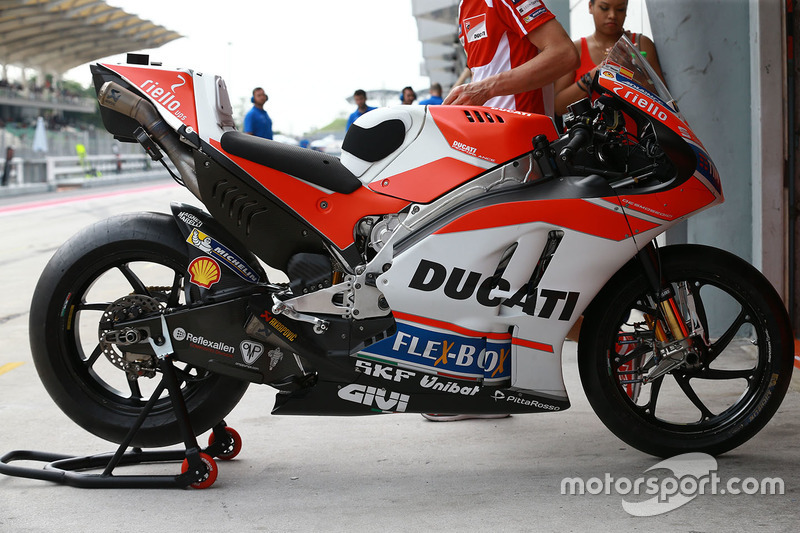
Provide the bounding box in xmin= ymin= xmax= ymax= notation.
xmin=208 ymin=427 xmax=242 ymax=460
xmin=181 ymin=452 xmax=218 ymax=489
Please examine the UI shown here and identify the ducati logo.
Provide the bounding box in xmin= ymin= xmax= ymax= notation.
xmin=240 ymin=340 xmax=264 ymax=365
xmin=408 ymin=259 xmax=580 ymax=320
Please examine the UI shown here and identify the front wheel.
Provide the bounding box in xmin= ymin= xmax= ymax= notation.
xmin=29 ymin=212 xmax=250 ymax=448
xmin=579 ymin=244 xmax=794 ymax=457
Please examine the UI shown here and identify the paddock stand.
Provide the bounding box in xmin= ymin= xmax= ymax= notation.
xmin=0 ymin=319 xmax=242 ymax=489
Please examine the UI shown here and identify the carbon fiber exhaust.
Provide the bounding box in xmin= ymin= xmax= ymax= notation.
xmin=98 ymin=81 xmax=200 ymax=198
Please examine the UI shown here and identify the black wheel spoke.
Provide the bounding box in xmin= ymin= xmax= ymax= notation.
xmin=79 ymin=302 xmax=113 ymax=312
xmin=614 ymin=344 xmax=651 ymax=367
xmin=127 ymin=377 xmax=143 ymax=400
xmin=687 ymin=281 xmax=711 ymax=343
xmin=167 ymin=271 xmax=183 ymax=308
xmin=698 ymin=367 xmax=754 ymax=381
xmin=707 ymin=308 xmax=749 ymax=364
xmin=83 ymin=343 xmax=104 ymax=368
xmin=118 ymin=263 xmax=150 ymax=296
xmin=674 ymin=374 xmax=715 ymax=420
xmin=639 ymin=377 xmax=662 ymax=419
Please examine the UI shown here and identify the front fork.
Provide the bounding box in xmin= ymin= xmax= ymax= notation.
xmin=637 ymin=242 xmax=689 ymax=341
xmin=636 ymin=243 xmax=697 ymax=381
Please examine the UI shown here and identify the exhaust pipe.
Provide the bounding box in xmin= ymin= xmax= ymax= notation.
xmin=97 ymin=81 xmax=200 ymax=199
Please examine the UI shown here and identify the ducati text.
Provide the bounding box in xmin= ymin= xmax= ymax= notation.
xmin=409 ymin=259 xmax=580 ymax=320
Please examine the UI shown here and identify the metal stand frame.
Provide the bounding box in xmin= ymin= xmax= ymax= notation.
xmin=0 ymin=356 xmax=236 ymax=489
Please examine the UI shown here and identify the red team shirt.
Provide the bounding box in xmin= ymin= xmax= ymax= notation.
xmin=458 ymin=0 xmax=555 ymax=113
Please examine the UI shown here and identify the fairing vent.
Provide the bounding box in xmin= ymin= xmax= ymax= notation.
xmin=464 ymin=110 xmax=505 ymax=124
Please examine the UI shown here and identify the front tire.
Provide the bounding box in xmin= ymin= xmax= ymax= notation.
xmin=29 ymin=212 xmax=250 ymax=448
xmin=579 ymin=244 xmax=794 ymax=457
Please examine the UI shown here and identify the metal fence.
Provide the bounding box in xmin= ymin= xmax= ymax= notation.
xmin=1 ymin=153 xmax=171 ymax=195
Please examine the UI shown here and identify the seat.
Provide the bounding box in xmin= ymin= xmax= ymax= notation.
xmin=220 ymin=131 xmax=361 ymax=194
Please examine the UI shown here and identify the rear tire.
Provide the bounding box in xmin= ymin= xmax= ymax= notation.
xmin=29 ymin=212 xmax=249 ymax=448
xmin=579 ymin=244 xmax=794 ymax=457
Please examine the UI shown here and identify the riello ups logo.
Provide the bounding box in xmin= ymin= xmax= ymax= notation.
xmin=408 ymin=259 xmax=579 ymax=320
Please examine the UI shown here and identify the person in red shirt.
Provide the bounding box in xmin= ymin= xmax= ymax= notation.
xmin=554 ymin=0 xmax=665 ymax=115
xmin=445 ymin=0 xmax=579 ymax=114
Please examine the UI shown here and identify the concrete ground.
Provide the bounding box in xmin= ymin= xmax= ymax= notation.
xmin=0 ymin=182 xmax=797 ymax=532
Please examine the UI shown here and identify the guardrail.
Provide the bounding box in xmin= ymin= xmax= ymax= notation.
xmin=0 ymin=88 xmax=96 ymax=113
xmin=1 ymin=153 xmax=172 ymax=196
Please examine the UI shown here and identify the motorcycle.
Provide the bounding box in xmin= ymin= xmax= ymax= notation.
xmin=19 ymin=36 xmax=794 ymax=488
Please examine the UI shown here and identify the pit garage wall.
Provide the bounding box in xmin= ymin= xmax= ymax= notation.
xmin=646 ymin=1 xmax=789 ymax=307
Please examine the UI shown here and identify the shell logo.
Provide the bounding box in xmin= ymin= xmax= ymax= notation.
xmin=188 ymin=257 xmax=221 ymax=288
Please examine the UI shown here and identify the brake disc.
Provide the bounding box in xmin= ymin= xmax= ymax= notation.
xmin=99 ymin=294 xmax=164 ymax=377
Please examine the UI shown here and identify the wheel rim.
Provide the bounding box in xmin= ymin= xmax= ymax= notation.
xmin=607 ymin=276 xmax=773 ymax=436
xmin=61 ymin=253 xmax=210 ymax=417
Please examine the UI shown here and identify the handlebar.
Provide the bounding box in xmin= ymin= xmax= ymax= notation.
xmin=559 ymin=125 xmax=592 ymax=163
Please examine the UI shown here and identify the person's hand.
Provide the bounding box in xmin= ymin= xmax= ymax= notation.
xmin=443 ymin=82 xmax=492 ymax=106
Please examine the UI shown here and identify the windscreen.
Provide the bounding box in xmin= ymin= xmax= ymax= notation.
xmin=601 ymin=34 xmax=678 ymax=114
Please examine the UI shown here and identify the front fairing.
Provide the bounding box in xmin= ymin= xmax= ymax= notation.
xmin=594 ymin=36 xmax=723 ymax=228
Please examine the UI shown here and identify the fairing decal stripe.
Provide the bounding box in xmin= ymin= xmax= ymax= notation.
xmin=393 ymin=311 xmax=512 ymax=341
xmin=433 ymin=198 xmax=658 ymax=240
xmin=368 ymin=157 xmax=486 ymax=203
xmin=512 ymin=337 xmax=555 ymax=353
xmin=209 ymin=139 xmax=410 ymax=250
xmin=610 ymin=176 xmax=718 ymax=222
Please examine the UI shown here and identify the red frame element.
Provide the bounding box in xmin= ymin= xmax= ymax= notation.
xmin=369 ymin=157 xmax=486 ymax=203
xmin=210 ymin=140 xmax=410 ymax=251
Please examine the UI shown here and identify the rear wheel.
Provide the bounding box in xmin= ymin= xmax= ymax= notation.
xmin=579 ymin=244 xmax=794 ymax=457
xmin=29 ymin=212 xmax=250 ymax=448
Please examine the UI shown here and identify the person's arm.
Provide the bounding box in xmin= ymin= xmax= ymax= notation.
xmin=554 ymin=40 xmax=588 ymax=115
xmin=444 ymin=18 xmax=580 ymax=106
xmin=638 ymin=35 xmax=666 ymax=85
xmin=454 ymin=66 xmax=472 ymax=86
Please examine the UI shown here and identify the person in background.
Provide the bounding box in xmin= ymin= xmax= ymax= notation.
xmin=346 ymin=89 xmax=376 ymax=131
xmin=444 ymin=0 xmax=578 ymax=114
xmin=554 ymin=0 xmax=665 ymax=115
xmin=424 ymin=0 xmax=577 ymax=422
xmin=1 ymin=146 xmax=14 ymax=186
xmin=244 ymin=87 xmax=273 ymax=140
xmin=418 ymin=83 xmax=444 ymax=105
xmin=400 ymin=86 xmax=417 ymax=105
